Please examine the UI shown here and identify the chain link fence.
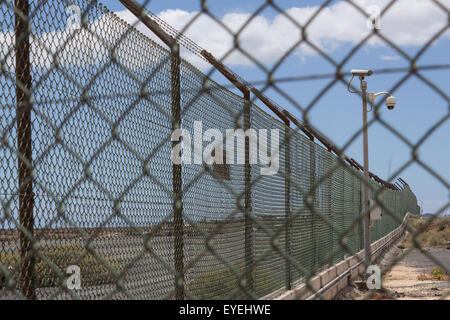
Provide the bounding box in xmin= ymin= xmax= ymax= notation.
xmin=0 ymin=0 xmax=447 ymax=300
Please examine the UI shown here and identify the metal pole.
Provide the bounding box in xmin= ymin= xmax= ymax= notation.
xmin=171 ymin=44 xmax=184 ymax=300
xmin=199 ymin=49 xmax=254 ymax=295
xmin=283 ymin=119 xmax=291 ymax=290
xmin=310 ymin=142 xmax=316 ymax=273
xmin=15 ymin=0 xmax=35 ymax=300
xmin=119 ymin=0 xmax=186 ymax=300
xmin=328 ymin=153 xmax=332 ymax=266
xmin=243 ymin=91 xmax=253 ymax=294
xmin=360 ymin=77 xmax=371 ymax=267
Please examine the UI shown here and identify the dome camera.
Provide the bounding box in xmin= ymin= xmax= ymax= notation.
xmin=385 ymin=96 xmax=396 ymax=110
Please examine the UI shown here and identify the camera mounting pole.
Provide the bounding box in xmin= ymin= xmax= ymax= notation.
xmin=360 ymin=76 xmax=372 ymax=269
xmin=347 ymin=69 xmax=398 ymax=271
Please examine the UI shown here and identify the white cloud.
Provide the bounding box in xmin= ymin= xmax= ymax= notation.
xmin=118 ymin=0 xmax=449 ymax=69
xmin=380 ymin=54 xmax=401 ymax=61
xmin=1 ymin=0 xmax=449 ymax=72
xmin=0 ymin=12 xmax=165 ymax=72
xmin=1 ymin=14 xmax=118 ymax=71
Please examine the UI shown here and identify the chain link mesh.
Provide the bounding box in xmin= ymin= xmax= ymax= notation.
xmin=0 ymin=0 xmax=447 ymax=300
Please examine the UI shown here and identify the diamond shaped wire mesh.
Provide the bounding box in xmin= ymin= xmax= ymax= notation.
xmin=0 ymin=0 xmax=448 ymax=300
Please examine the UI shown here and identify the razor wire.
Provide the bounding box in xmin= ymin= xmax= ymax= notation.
xmin=0 ymin=0 xmax=448 ymax=300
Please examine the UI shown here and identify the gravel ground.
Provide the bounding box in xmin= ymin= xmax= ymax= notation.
xmin=336 ymin=233 xmax=450 ymax=300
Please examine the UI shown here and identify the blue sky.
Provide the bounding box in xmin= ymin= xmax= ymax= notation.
xmin=98 ymin=0 xmax=449 ymax=215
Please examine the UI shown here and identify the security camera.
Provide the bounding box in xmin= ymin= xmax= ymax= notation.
xmin=385 ymin=96 xmax=396 ymax=110
xmin=351 ymin=69 xmax=373 ymax=77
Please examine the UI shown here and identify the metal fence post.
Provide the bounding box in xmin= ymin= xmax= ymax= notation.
xmin=310 ymin=142 xmax=316 ymax=273
xmin=328 ymin=156 xmax=333 ymax=264
xmin=15 ymin=0 xmax=35 ymax=300
xmin=283 ymin=120 xmax=291 ymax=290
xmin=243 ymin=91 xmax=254 ymax=294
xmin=280 ymin=111 xmax=316 ymax=276
xmin=340 ymin=165 xmax=345 ymax=260
xmin=171 ymin=44 xmax=184 ymax=300
xmin=352 ymin=171 xmax=357 ymax=252
xmin=118 ymin=0 xmax=186 ymax=299
xmin=359 ymin=179 xmax=364 ymax=250
xmin=200 ymin=51 xmax=254 ymax=295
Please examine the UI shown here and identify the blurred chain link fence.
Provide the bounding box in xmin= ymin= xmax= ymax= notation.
xmin=0 ymin=0 xmax=447 ymax=300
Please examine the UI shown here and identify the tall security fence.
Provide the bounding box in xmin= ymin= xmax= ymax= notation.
xmin=0 ymin=0 xmax=445 ymax=300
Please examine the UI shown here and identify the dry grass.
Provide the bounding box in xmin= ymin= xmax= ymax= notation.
xmin=0 ymin=244 xmax=122 ymax=288
xmin=405 ymin=216 xmax=450 ymax=248
xmin=417 ymin=267 xmax=449 ymax=281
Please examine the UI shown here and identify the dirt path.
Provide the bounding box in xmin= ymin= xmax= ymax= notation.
xmin=380 ymin=247 xmax=449 ymax=299
xmin=337 ymin=234 xmax=450 ymax=300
